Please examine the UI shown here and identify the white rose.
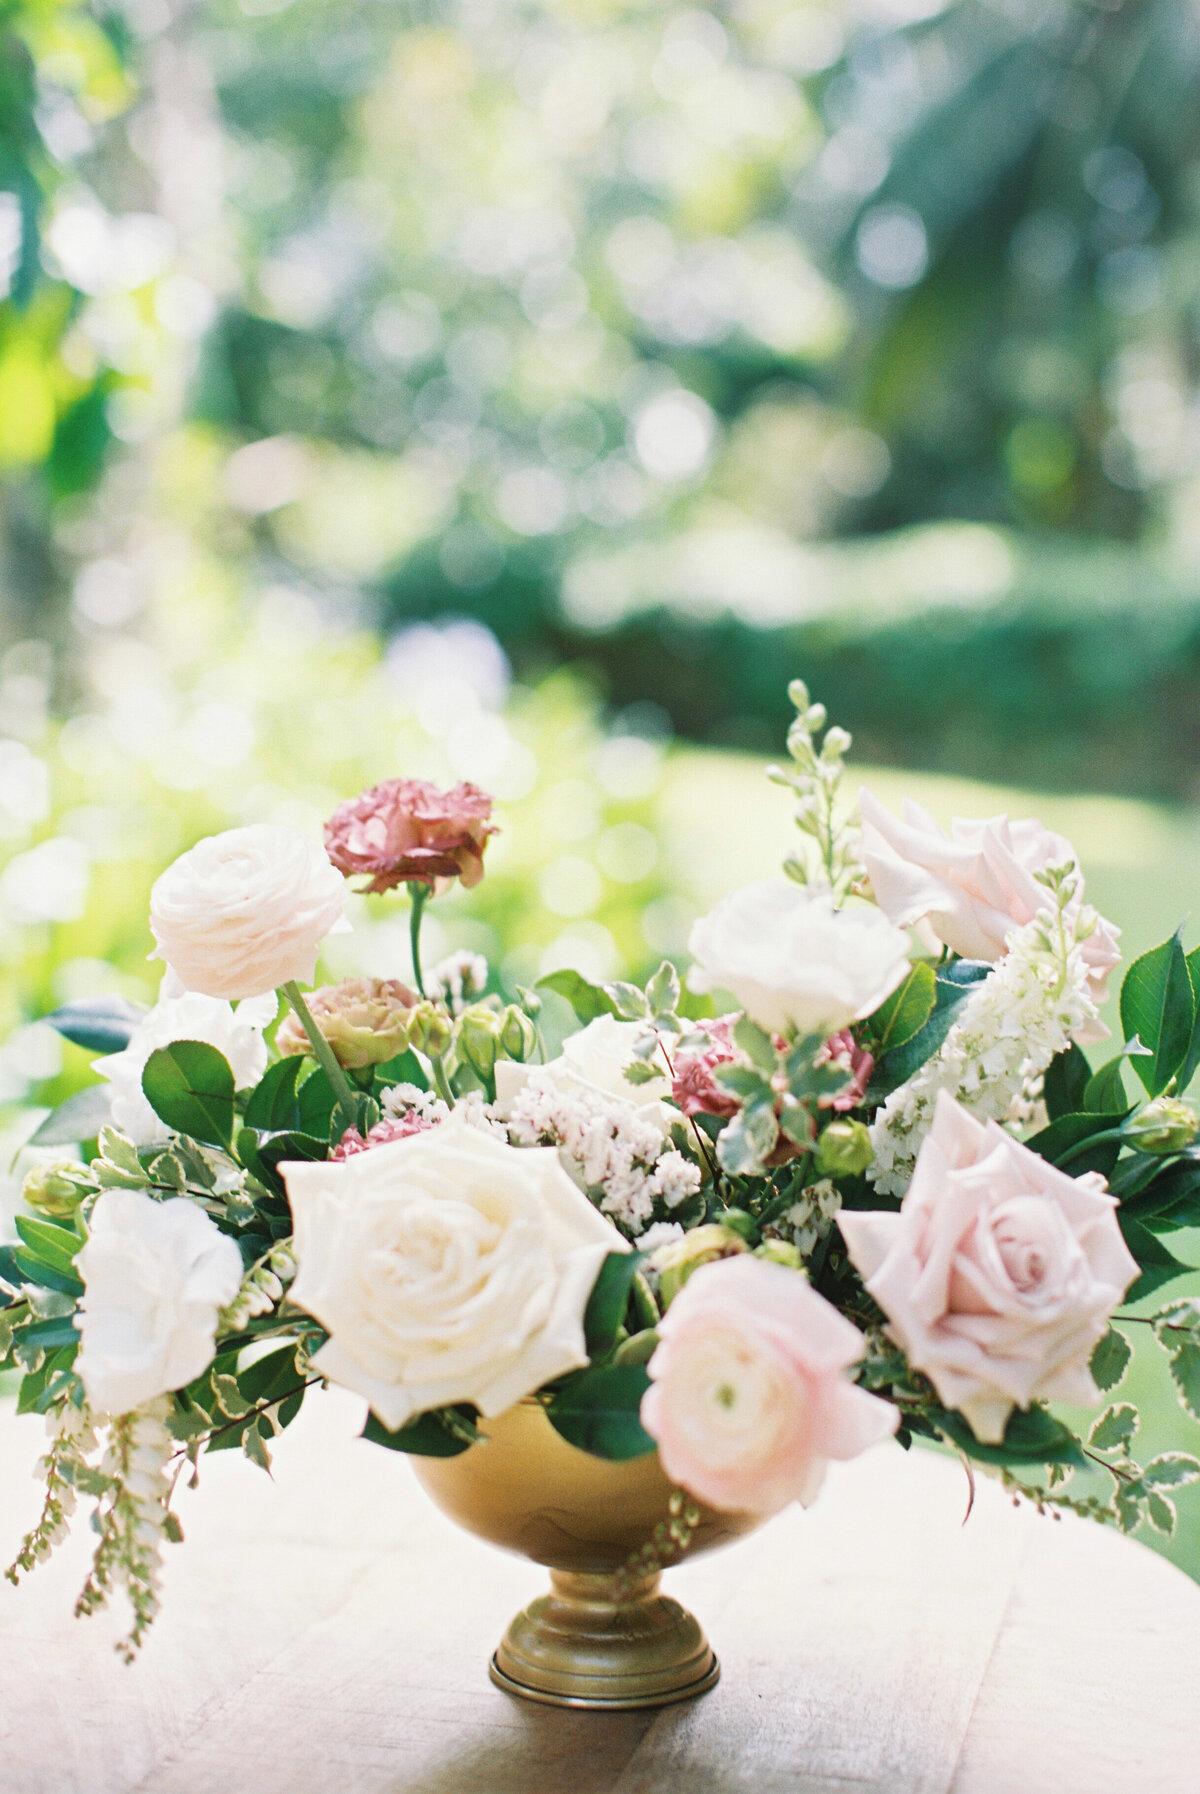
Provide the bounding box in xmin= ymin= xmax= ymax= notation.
xmin=76 ymin=1190 xmax=243 ymax=1416
xmin=96 ymin=988 xmax=276 ymax=1147
xmin=859 ymin=788 xmax=1121 ymax=1039
xmin=494 ymin=1014 xmax=673 ymax=1127
xmin=283 ymin=1112 xmax=627 ymax=1431
xmin=839 ymin=1091 xmax=1139 ymax=1443
xmin=687 ymin=879 xmax=911 ymax=1037
xmin=149 ymin=824 xmax=349 ymax=1000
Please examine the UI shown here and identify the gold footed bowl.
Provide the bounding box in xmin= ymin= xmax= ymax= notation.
xmin=411 ymin=1401 xmax=763 ymax=1710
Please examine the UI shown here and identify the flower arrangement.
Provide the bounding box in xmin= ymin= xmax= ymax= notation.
xmin=6 ymin=682 xmax=1200 ymax=1661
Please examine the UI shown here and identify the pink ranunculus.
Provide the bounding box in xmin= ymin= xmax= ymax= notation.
xmin=816 ymin=1030 xmax=874 ymax=1112
xmin=640 ymin=1254 xmax=897 ymax=1515
xmin=837 ymin=1090 xmax=1139 ymax=1444
xmin=324 ymin=778 xmax=497 ymax=896
xmin=858 ymin=788 xmax=1120 ymax=1041
xmin=329 ymin=1111 xmax=441 ymax=1162
xmin=671 ymin=1015 xmax=741 ymax=1121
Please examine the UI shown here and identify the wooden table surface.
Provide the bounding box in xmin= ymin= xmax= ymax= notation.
xmin=1 ymin=1387 xmax=1197 ymax=1794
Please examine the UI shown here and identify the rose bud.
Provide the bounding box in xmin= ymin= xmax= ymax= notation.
xmin=324 ymin=777 xmax=497 ymax=896
xmin=651 ymin=1222 xmax=748 ymax=1309
xmin=22 ymin=1159 xmax=92 ymax=1218
xmin=756 ymin=1238 xmax=805 ymax=1271
xmin=407 ymin=1000 xmax=453 ymax=1057
xmin=1123 ymin=1097 xmax=1200 ymax=1155
xmin=815 ymin=1117 xmax=874 ymax=1178
xmin=500 ymin=1004 xmax=538 ymax=1062
xmin=275 ymin=978 xmax=419 ymax=1071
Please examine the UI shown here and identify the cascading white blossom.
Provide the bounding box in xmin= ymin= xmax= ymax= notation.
xmin=868 ymin=877 xmax=1102 ymax=1197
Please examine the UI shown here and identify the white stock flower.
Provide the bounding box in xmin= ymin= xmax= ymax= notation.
xmin=149 ymin=824 xmax=349 ymax=999
xmin=96 ymin=989 xmax=276 ymax=1147
xmin=841 ymin=1092 xmax=1139 ymax=1443
xmin=859 ymin=789 xmax=1120 ymax=1034
xmin=687 ymin=879 xmax=911 ymax=1037
xmin=283 ymin=1112 xmax=627 ymax=1431
xmin=76 ymin=1191 xmax=243 ymax=1416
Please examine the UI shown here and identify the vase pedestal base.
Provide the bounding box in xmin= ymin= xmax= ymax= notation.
xmin=488 ymin=1570 xmax=720 ymax=1710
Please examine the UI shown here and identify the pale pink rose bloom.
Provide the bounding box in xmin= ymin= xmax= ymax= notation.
xmin=838 ymin=1090 xmax=1139 ymax=1444
xmin=858 ymin=788 xmax=1121 ymax=1041
xmin=641 ymin=1255 xmax=897 ymax=1515
xmin=324 ymin=778 xmax=497 ymax=895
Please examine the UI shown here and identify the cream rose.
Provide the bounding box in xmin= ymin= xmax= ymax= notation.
xmin=839 ymin=1090 xmax=1139 ymax=1443
xmin=76 ymin=1190 xmax=243 ymax=1416
xmin=96 ymin=987 xmax=276 ymax=1147
xmin=859 ymin=788 xmax=1121 ymax=1036
xmin=149 ymin=824 xmax=349 ymax=1000
xmin=494 ymin=1014 xmax=673 ymax=1126
xmin=641 ymin=1255 xmax=897 ymax=1515
xmin=687 ymin=879 xmax=911 ymax=1037
xmin=283 ymin=1113 xmax=627 ymax=1431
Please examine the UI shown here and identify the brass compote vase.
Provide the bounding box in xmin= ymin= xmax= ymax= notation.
xmin=412 ymin=1400 xmax=762 ymax=1709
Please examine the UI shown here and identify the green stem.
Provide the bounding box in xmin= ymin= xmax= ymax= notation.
xmin=281 ymin=982 xmax=359 ymax=1135
xmin=428 ymin=1050 xmax=455 ymax=1107
xmin=409 ymin=882 xmax=429 ymax=997
xmin=1054 ymin=1126 xmax=1128 ymax=1167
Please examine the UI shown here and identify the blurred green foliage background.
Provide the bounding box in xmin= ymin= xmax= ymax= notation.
xmin=3 ymin=0 xmax=1200 ymax=1574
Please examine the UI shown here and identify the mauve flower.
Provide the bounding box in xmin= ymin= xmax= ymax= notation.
xmin=330 ymin=1111 xmax=441 ymax=1161
xmin=838 ymin=1090 xmax=1140 ymax=1443
xmin=816 ymin=1030 xmax=874 ymax=1112
xmin=671 ymin=1016 xmax=741 ymax=1121
xmin=324 ymin=778 xmax=497 ymax=895
xmin=275 ymin=977 xmax=420 ymax=1070
xmin=641 ymin=1255 xmax=897 ymax=1515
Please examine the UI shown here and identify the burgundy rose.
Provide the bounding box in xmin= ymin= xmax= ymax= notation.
xmin=671 ymin=1015 xmax=742 ymax=1121
xmin=816 ymin=1030 xmax=874 ymax=1112
xmin=324 ymin=778 xmax=497 ymax=895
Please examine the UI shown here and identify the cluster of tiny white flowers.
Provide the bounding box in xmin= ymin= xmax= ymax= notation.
xmin=220 ymin=1240 xmax=297 ymax=1331
xmin=768 ymin=1178 xmax=843 ymax=1256
xmin=75 ymin=1396 xmax=176 ymax=1660
xmin=638 ymin=1220 xmax=687 ymax=1255
xmin=868 ymin=891 xmax=1100 ymax=1197
xmin=426 ymin=950 xmax=489 ymax=1016
xmin=505 ymin=1073 xmax=701 ymax=1235
xmin=380 ymin=1082 xmax=452 ymax=1123
xmin=7 ymin=1402 xmax=99 ymax=1584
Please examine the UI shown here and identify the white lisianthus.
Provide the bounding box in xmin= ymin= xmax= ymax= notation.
xmin=283 ymin=1112 xmax=627 ymax=1431
xmin=687 ymin=879 xmax=911 ymax=1037
xmin=149 ymin=824 xmax=349 ymax=1000
xmin=494 ymin=1014 xmax=673 ymax=1124
xmin=96 ymin=988 xmax=276 ymax=1147
xmin=76 ymin=1191 xmax=243 ymax=1416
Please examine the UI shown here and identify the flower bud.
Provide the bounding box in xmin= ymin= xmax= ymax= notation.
xmin=788 ymin=678 xmax=810 ymax=711
xmin=457 ymin=1004 xmax=502 ymax=1080
xmin=814 ymin=1117 xmax=873 ymax=1177
xmin=652 ymin=1223 xmax=748 ymax=1309
xmin=22 ymin=1159 xmax=91 ymax=1218
xmin=755 ymin=1238 xmax=804 ymax=1272
xmin=822 ymin=726 xmax=852 ymax=759
xmin=276 ymin=978 xmax=419 ymax=1070
xmin=1124 ymin=1097 xmax=1200 ymax=1155
xmin=407 ymin=1000 xmax=453 ymax=1058
xmin=499 ymin=1004 xmax=538 ymax=1062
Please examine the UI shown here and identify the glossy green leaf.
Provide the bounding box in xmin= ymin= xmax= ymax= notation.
xmin=933 ymin=1403 xmax=1087 ymax=1468
xmin=361 ymin=1407 xmax=477 ymax=1457
xmin=1120 ymin=1215 xmax=1195 ymax=1301
xmin=535 ymin=969 xmax=617 ymax=1024
xmin=583 ymin=1250 xmax=646 ymax=1356
xmin=545 ymin=1363 xmax=656 ymax=1459
xmin=864 ymin=961 xmax=936 ymax=1055
xmin=40 ymin=995 xmax=146 ymax=1056
xmin=242 ymin=1055 xmax=305 ymax=1132
xmin=1042 ymin=1044 xmax=1091 ymax=1122
xmin=27 ymin=1083 xmax=113 ymax=1148
xmin=1120 ymin=933 xmax=1195 ymax=1096
xmin=141 ymin=1040 xmax=236 ymax=1148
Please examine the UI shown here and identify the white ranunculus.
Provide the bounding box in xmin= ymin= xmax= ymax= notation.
xmin=687 ymin=879 xmax=911 ymax=1037
xmin=283 ymin=1112 xmax=626 ymax=1431
xmin=494 ymin=1014 xmax=673 ymax=1125
xmin=76 ymin=1190 xmax=243 ymax=1416
xmin=96 ymin=988 xmax=276 ymax=1147
xmin=149 ymin=824 xmax=349 ymax=1000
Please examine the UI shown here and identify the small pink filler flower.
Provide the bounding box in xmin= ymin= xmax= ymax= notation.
xmin=324 ymin=778 xmax=497 ymax=895
xmin=641 ymin=1255 xmax=897 ymax=1515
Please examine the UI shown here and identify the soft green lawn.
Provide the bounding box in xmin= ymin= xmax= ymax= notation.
xmin=664 ymin=749 xmax=1200 ymax=1581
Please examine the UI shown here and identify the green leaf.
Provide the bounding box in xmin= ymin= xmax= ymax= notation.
xmin=253 ymin=1128 xmax=330 ymax=1173
xmin=606 ymin=980 xmax=649 ymax=1022
xmin=27 ymin=1084 xmax=113 ymax=1148
xmin=1120 ymin=1216 xmax=1195 ymax=1301
xmin=14 ymin=1315 xmax=79 ymax=1352
xmin=242 ymin=1418 xmax=273 ymax=1473
xmin=1120 ymin=933 xmax=1196 ymax=1096
xmin=1089 ymin=1326 xmax=1132 ymax=1393
xmin=242 ymin=1055 xmax=306 ymax=1132
xmin=731 ymin=1016 xmax=776 ymax=1074
xmin=534 ymin=969 xmax=617 ymax=1024
xmin=1141 ymin=1452 xmax=1200 ymax=1490
xmin=545 ymin=1363 xmax=656 ymax=1460
xmin=237 ymin=1344 xmax=303 ymax=1406
xmin=1088 ymin=1403 xmax=1138 ymax=1452
xmin=1118 ymin=1158 xmax=1200 ymax=1230
xmin=866 ymin=961 xmax=991 ymax=1101
xmin=14 ymin=1215 xmax=82 ymax=1282
xmin=361 ymin=1406 xmax=477 ymax=1457
xmin=296 ymin=1068 xmax=338 ymax=1139
xmin=713 ymin=1063 xmax=773 ymax=1103
xmin=1179 ymin=945 xmax=1200 ymax=1093
xmin=1082 ymin=1057 xmax=1127 ymax=1115
xmin=583 ymin=1250 xmax=646 ymax=1356
xmin=211 ymin=1372 xmax=251 ymax=1419
xmin=864 ymin=962 xmax=936 ymax=1055
xmin=1024 ymin=1111 xmax=1126 ymax=1178
xmin=1146 ymin=1492 xmax=1176 ymax=1536
xmin=40 ymin=995 xmax=146 ymax=1056
xmin=1043 ymin=1045 xmax=1091 ymax=1122
xmin=1168 ymin=1340 xmax=1200 ymax=1422
xmin=12 ymin=1253 xmax=83 ymax=1299
xmin=716 ymin=1102 xmax=779 ymax=1175
xmin=932 ymin=1403 xmax=1087 ymax=1468
xmin=645 ymin=961 xmax=680 ymax=1021
xmin=141 ymin=1041 xmax=236 ymax=1148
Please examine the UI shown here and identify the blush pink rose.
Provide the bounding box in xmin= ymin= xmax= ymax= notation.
xmin=324 ymin=778 xmax=497 ymax=895
xmin=858 ymin=788 xmax=1120 ymax=1042
xmin=640 ymin=1255 xmax=897 ymax=1515
xmin=838 ymin=1090 xmax=1139 ymax=1444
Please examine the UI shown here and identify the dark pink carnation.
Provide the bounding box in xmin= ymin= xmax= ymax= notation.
xmin=329 ymin=1111 xmax=440 ymax=1162
xmin=672 ymin=1015 xmax=742 ymax=1121
xmin=816 ymin=1030 xmax=874 ymax=1112
xmin=324 ymin=778 xmax=497 ymax=895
